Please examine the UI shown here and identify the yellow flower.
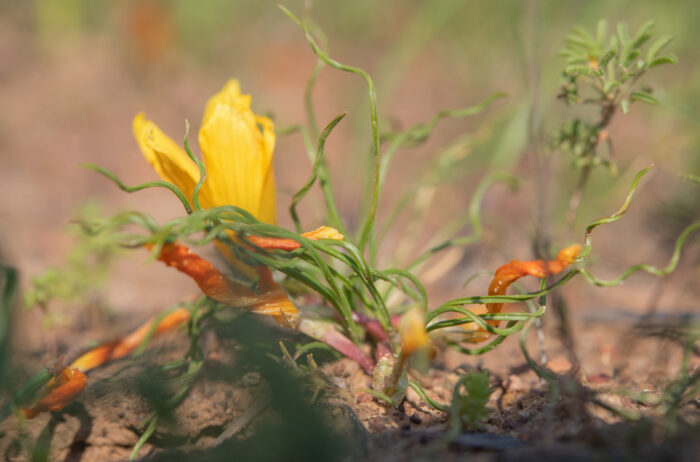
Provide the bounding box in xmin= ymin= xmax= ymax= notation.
xmin=133 ymin=79 xmax=277 ymax=224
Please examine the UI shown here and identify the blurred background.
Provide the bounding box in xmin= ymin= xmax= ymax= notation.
xmin=1 ymin=0 xmax=699 ymax=350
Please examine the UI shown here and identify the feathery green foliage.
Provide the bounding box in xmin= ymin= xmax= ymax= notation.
xmin=23 ymin=204 xmax=123 ymax=324
xmin=448 ymin=370 xmax=492 ymax=433
xmin=555 ymin=20 xmax=677 ymax=226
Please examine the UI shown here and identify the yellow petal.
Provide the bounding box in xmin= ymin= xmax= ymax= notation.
xmin=202 ymin=79 xmax=250 ymax=127
xmin=399 ymin=308 xmax=430 ymax=356
xmin=198 ymin=85 xmax=276 ymax=223
xmin=254 ymin=114 xmax=276 ymax=160
xmin=133 ymin=113 xmax=200 ymax=202
xmin=255 ymin=114 xmax=277 ymax=223
xmin=257 ymin=165 xmax=277 ymax=224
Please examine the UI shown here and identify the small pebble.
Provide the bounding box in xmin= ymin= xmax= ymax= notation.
xmin=409 ymin=414 xmax=422 ymax=424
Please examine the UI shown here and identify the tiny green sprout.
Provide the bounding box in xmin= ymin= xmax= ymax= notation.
xmin=448 ymin=370 xmax=493 ymax=433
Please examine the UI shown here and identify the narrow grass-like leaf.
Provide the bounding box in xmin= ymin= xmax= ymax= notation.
xmin=566 ymin=65 xmax=600 ymax=78
xmin=680 ymin=173 xmax=700 ymax=185
xmin=130 ymin=414 xmax=158 ymax=461
xmin=83 ymin=163 xmax=192 ymax=214
xmin=649 ymin=54 xmax=678 ymax=67
xmin=428 ymin=270 xmax=578 ymax=319
xmin=632 ymin=20 xmax=654 ymax=49
xmin=581 ymin=165 xmax=653 ymax=258
xmin=0 ymin=367 xmax=52 ymax=423
xmin=598 ymin=49 xmax=616 ymax=70
xmin=630 ymin=91 xmax=658 ymax=105
xmin=289 ymin=112 xmax=347 ymax=233
xmin=280 ymin=5 xmax=381 ymax=255
xmin=0 ymin=264 xmax=18 ymax=362
xmin=596 ymin=19 xmax=608 ymax=44
xmin=580 ymin=221 xmax=700 ymax=287
xmin=448 ymin=333 xmax=510 ymax=355
xmin=376 ymin=268 xmax=428 ymax=312
xmin=377 ymin=92 xmax=507 ymax=207
xmin=183 ymin=120 xmax=206 ymax=212
xmin=406 ymin=173 xmax=518 ymax=271
xmin=646 ymin=35 xmax=673 ymax=63
xmin=519 ymin=319 xmax=558 ymax=381
xmin=408 ymin=380 xmax=448 ymax=411
xmin=305 ymin=59 xmax=324 ymax=138
xmin=621 ymin=99 xmax=630 ymax=114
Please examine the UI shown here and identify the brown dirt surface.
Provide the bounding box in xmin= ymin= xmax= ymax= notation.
xmin=2 ymin=312 xmax=698 ymax=461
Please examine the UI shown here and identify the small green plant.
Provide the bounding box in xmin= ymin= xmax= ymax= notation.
xmin=23 ymin=204 xmax=122 ymax=324
xmin=555 ymin=20 xmax=677 ymax=226
xmin=448 ymin=370 xmax=493 ymax=433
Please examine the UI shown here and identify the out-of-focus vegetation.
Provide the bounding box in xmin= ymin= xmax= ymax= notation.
xmin=2 ymin=0 xmax=698 ymax=238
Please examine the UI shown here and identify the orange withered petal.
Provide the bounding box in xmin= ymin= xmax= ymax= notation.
xmin=22 ymin=368 xmax=87 ymax=419
xmin=246 ymin=226 xmax=344 ymax=251
xmin=152 ymin=243 xmax=299 ymax=325
xmin=485 ymin=244 xmax=581 ymax=327
xmin=71 ymin=308 xmax=191 ymax=372
xmin=70 ymin=341 xmax=120 ymax=373
xmin=109 ymin=308 xmax=191 ymax=360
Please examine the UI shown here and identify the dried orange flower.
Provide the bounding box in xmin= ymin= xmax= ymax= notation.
xmin=486 ymin=244 xmax=581 ymax=325
xmin=246 ymin=226 xmax=344 ymax=251
xmin=71 ymin=307 xmax=191 ymax=372
xmin=151 ymin=242 xmax=299 ymax=325
xmin=22 ymin=368 xmax=87 ymax=419
xmin=462 ymin=244 xmax=581 ymax=341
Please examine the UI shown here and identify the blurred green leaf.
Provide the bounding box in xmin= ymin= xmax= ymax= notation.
xmin=565 ymin=34 xmax=592 ymax=52
xmin=680 ymin=173 xmax=700 ymax=185
xmin=646 ymin=35 xmax=673 ymax=63
xmin=632 ymin=20 xmax=654 ymax=49
xmin=596 ymin=19 xmax=608 ymax=44
xmin=630 ymin=91 xmax=658 ymax=105
xmin=0 ymin=264 xmax=18 ymax=384
xmin=621 ymin=99 xmax=630 ymax=114
xmin=599 ymin=49 xmax=616 ymax=69
xmin=565 ymin=65 xmax=599 ymax=78
xmin=617 ymin=23 xmax=630 ymax=45
xmin=603 ymin=79 xmax=620 ymax=93
xmin=449 ymin=370 xmax=492 ymax=431
xmin=649 ymin=54 xmax=678 ymax=67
